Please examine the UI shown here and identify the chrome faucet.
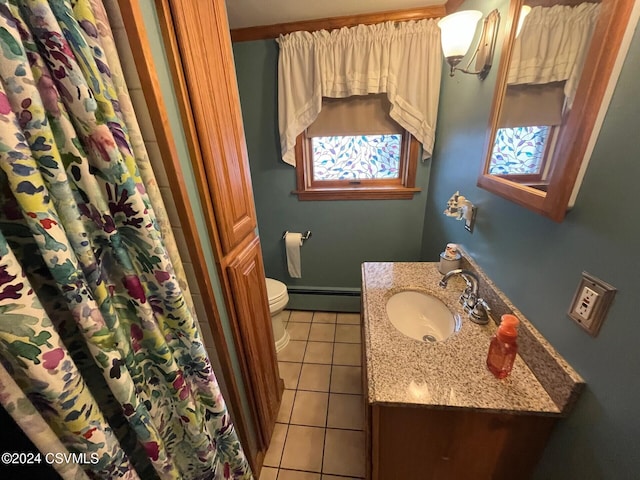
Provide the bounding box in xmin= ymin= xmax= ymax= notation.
xmin=439 ymin=269 xmax=490 ymax=324
xmin=439 ymin=269 xmax=478 ymax=307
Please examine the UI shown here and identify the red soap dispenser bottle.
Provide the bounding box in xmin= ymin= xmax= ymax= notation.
xmin=486 ymin=314 xmax=519 ymax=379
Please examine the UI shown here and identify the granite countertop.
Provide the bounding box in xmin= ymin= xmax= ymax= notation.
xmin=362 ymin=261 xmax=581 ymax=415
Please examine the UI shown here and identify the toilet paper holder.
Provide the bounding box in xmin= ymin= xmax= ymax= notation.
xmin=282 ymin=230 xmax=312 ymax=243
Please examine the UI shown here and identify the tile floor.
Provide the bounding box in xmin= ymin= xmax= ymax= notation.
xmin=260 ymin=310 xmax=365 ymax=480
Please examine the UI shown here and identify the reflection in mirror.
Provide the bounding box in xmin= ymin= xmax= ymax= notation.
xmin=478 ymin=0 xmax=636 ymax=221
xmin=489 ymin=1 xmax=601 ymax=191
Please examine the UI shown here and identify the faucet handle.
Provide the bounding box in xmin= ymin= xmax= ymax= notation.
xmin=464 ymin=291 xmax=478 ymax=312
xmin=469 ymin=298 xmax=491 ymax=325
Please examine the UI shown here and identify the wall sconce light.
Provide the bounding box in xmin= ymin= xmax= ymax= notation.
xmin=516 ymin=6 xmax=532 ymax=38
xmin=438 ymin=9 xmax=500 ymax=79
xmin=444 ymin=191 xmax=477 ymax=233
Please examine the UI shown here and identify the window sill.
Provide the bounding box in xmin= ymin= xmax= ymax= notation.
xmin=292 ymin=187 xmax=421 ymax=201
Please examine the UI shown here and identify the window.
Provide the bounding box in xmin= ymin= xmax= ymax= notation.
xmin=489 ymin=82 xmax=564 ymax=187
xmin=489 ymin=125 xmax=556 ymax=178
xmin=311 ymin=134 xmax=402 ymax=181
xmin=293 ymin=95 xmax=421 ymax=200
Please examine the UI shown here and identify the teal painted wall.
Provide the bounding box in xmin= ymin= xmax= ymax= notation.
xmin=232 ymin=40 xmax=431 ymax=292
xmin=422 ymin=0 xmax=640 ymax=477
xmin=139 ymin=2 xmax=258 ymax=457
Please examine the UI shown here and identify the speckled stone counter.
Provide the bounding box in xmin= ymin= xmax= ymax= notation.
xmin=361 ymin=261 xmax=584 ymax=416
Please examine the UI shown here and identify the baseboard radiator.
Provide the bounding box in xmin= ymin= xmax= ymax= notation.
xmin=287 ymin=287 xmax=361 ymax=312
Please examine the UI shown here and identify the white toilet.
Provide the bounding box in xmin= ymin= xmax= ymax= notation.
xmin=266 ymin=278 xmax=290 ymax=352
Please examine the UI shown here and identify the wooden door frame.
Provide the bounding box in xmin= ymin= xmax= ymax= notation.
xmin=153 ymin=0 xmax=282 ymax=464
xmin=116 ymin=0 xmax=255 ymax=470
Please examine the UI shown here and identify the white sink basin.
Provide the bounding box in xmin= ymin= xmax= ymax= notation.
xmin=386 ymin=291 xmax=460 ymax=342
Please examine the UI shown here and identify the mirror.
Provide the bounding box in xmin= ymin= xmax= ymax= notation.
xmin=478 ymin=0 xmax=635 ymax=221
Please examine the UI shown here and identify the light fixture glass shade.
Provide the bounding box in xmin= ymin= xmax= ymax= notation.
xmin=437 ymin=10 xmax=483 ymax=59
xmin=516 ymin=6 xmax=532 ymax=37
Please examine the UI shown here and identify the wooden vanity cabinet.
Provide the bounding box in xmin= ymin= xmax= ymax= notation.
xmin=361 ymin=319 xmax=557 ymax=480
xmin=367 ymin=405 xmax=556 ymax=480
xmin=360 ymin=261 xmax=583 ymax=480
xmin=365 ymin=400 xmax=556 ymax=480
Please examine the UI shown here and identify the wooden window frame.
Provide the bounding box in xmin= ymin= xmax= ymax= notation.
xmin=293 ymin=131 xmax=422 ymax=200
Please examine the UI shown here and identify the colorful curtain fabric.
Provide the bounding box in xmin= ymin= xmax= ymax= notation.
xmin=89 ymin=0 xmax=196 ymax=318
xmin=0 ymin=1 xmax=251 ymax=479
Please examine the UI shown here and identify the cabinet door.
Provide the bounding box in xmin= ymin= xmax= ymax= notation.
xmin=168 ymin=0 xmax=257 ymax=254
xmin=227 ymin=238 xmax=281 ymax=447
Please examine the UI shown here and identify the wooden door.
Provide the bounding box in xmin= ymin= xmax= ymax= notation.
xmin=167 ymin=0 xmax=257 ymax=254
xmin=152 ymin=0 xmax=283 ymax=470
xmin=227 ymin=238 xmax=281 ymax=447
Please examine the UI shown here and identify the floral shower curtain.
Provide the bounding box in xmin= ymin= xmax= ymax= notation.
xmin=0 ymin=0 xmax=251 ymax=479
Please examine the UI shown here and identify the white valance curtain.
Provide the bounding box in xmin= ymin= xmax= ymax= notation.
xmin=507 ymin=3 xmax=600 ymax=107
xmin=277 ymin=20 xmax=442 ymax=166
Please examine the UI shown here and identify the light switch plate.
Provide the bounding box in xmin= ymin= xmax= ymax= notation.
xmin=464 ymin=205 xmax=477 ymax=233
xmin=568 ymin=272 xmax=616 ymax=337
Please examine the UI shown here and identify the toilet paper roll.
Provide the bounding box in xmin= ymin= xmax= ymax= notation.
xmin=285 ymin=232 xmax=303 ymax=278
